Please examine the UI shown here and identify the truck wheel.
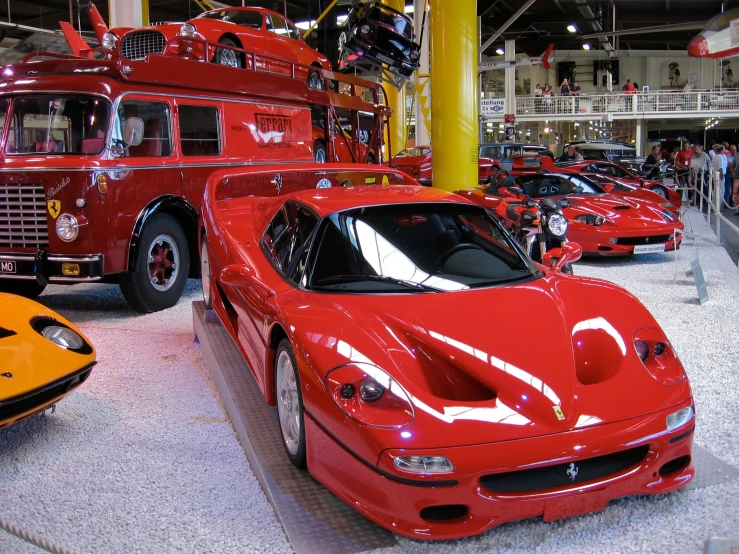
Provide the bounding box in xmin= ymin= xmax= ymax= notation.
xmin=313 ymin=140 xmax=327 ymax=163
xmin=201 ymin=235 xmax=213 ymax=310
xmin=0 ymin=280 xmax=46 ymax=299
xmin=120 ymin=213 xmax=190 ymax=313
xmin=366 ymin=153 xmax=375 ymax=164
xmin=214 ymin=37 xmax=243 ymax=68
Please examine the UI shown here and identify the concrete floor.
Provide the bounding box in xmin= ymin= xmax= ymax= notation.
xmin=1 ymin=208 xmax=738 ymax=554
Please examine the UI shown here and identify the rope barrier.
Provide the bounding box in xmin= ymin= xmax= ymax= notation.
xmin=0 ymin=516 xmax=75 ymax=554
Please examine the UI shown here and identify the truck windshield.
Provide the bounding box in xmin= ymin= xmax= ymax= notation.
xmin=4 ymin=96 xmax=109 ymax=155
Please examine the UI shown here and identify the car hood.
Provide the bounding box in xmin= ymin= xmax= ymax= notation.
xmin=282 ymin=273 xmax=690 ymax=448
xmin=564 ymin=194 xmax=682 ymax=230
xmin=0 ymin=294 xmax=95 ymax=400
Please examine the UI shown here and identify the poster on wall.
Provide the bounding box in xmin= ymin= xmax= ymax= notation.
xmin=731 ymin=19 xmax=739 ymax=47
xmin=481 ymin=98 xmax=505 ymax=116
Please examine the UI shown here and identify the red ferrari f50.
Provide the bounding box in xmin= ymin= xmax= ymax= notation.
xmin=200 ymin=165 xmax=694 ymax=540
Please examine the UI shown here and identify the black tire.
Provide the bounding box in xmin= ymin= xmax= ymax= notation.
xmin=652 ymin=186 xmax=668 ymax=199
xmin=200 ymin=234 xmax=213 ymax=310
xmin=562 ymin=262 xmax=574 ymax=275
xmin=119 ymin=213 xmax=190 ymax=313
xmin=313 ymin=140 xmax=327 ymax=163
xmin=214 ymin=37 xmax=243 ymax=68
xmin=275 ymin=338 xmax=306 ymax=469
xmin=366 ymin=152 xmax=375 ymax=164
xmin=307 ymin=69 xmax=323 ymax=90
xmin=0 ymin=280 xmax=46 ymax=299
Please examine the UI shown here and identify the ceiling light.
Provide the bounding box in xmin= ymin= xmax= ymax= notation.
xmin=544 ymin=127 xmax=551 ymax=133
xmin=495 ymin=48 xmax=505 ymax=55
xmin=404 ymin=5 xmax=414 ymax=13
xmin=583 ymin=43 xmax=591 ymax=50
xmin=567 ymin=24 xmax=577 ymax=33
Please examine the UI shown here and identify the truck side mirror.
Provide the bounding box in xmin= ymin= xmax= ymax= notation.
xmin=123 ymin=117 xmax=144 ymax=147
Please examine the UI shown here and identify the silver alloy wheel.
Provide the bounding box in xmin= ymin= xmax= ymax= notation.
xmin=308 ymin=71 xmax=322 ymax=89
xmin=147 ymin=233 xmax=180 ymax=292
xmin=219 ymin=48 xmax=239 ymax=68
xmin=276 ymin=349 xmax=301 ymax=456
xmin=201 ymin=238 xmax=211 ymax=307
xmin=315 ymin=147 xmax=326 ymax=163
xmin=653 ymin=186 xmax=668 ymax=198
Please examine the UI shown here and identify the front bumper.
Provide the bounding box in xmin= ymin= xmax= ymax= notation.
xmin=0 ymin=251 xmax=104 ymax=284
xmin=568 ymin=226 xmax=682 ymax=256
xmin=305 ymin=399 xmax=694 ymax=540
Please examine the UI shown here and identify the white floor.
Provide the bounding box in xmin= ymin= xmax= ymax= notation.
xmin=1 ymin=207 xmax=738 ymax=554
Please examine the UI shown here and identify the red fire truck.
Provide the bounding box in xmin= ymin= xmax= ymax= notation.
xmin=0 ymin=51 xmax=390 ymax=312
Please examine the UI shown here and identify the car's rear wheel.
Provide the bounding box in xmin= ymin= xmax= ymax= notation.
xmin=214 ymin=37 xmax=243 ymax=68
xmin=200 ymin=235 xmax=212 ymax=310
xmin=307 ymin=69 xmax=323 ymax=90
xmin=275 ymin=338 xmax=306 ymax=469
xmin=366 ymin=152 xmax=375 ymax=164
xmin=0 ymin=280 xmax=46 ymax=299
xmin=314 ymin=140 xmax=327 ymax=163
xmin=119 ymin=213 xmax=190 ymax=313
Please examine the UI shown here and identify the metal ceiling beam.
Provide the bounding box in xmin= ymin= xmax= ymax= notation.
xmin=579 ymin=21 xmax=706 ymax=39
xmin=480 ymin=0 xmax=537 ymax=53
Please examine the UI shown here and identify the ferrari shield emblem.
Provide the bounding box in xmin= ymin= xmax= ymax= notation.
xmin=553 ymin=406 xmax=565 ymax=420
xmin=47 ymin=200 xmax=61 ymax=219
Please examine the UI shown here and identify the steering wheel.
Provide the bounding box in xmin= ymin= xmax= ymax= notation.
xmin=435 ymin=243 xmax=483 ymax=269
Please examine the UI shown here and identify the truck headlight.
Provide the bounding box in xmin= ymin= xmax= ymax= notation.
xmin=101 ymin=32 xmax=117 ymax=51
xmin=56 ymin=214 xmax=79 ymax=242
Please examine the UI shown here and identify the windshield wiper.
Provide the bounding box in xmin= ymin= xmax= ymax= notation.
xmin=315 ymin=274 xmax=442 ymax=292
xmin=472 ymin=270 xmax=534 ymax=287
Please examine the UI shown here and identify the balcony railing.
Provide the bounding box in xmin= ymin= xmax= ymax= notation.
xmin=511 ymin=90 xmax=739 ymax=118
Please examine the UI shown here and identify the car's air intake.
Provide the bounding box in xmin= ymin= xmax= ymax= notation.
xmin=120 ymin=30 xmax=166 ymax=61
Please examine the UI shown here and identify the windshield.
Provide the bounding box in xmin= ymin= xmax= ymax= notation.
xmin=4 ymin=96 xmax=109 ymax=155
xmin=306 ymin=203 xmax=537 ymax=293
xmin=375 ymin=6 xmax=413 ymax=38
xmin=199 ymin=9 xmax=262 ymax=29
xmin=396 ymin=147 xmax=429 ymax=157
xmin=517 ymin=175 xmax=600 ymax=197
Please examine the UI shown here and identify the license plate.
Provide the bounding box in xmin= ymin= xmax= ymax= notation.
xmin=633 ymin=243 xmax=666 ymax=255
xmin=543 ymin=490 xmax=609 ymax=522
xmin=0 ymin=261 xmax=16 ymax=274
xmin=375 ymin=53 xmax=395 ymax=65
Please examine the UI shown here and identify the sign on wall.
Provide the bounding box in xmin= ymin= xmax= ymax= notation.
xmin=731 ymin=19 xmax=739 ymax=47
xmin=481 ymin=98 xmax=505 ymax=116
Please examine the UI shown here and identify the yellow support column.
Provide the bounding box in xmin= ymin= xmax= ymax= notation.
xmin=430 ymin=0 xmax=478 ymax=190
xmin=381 ymin=0 xmax=407 ymax=157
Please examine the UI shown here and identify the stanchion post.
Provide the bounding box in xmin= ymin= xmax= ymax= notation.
xmin=715 ymin=172 xmax=722 ymax=245
xmin=699 ymin=170 xmax=704 ymax=214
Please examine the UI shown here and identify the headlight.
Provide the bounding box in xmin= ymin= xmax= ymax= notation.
xmin=666 ymin=406 xmax=694 ymax=431
xmin=41 ymin=325 xmax=85 ymax=350
xmin=660 ymin=209 xmax=676 ymax=222
xmin=410 ymin=50 xmax=420 ymax=59
xmin=574 ymin=214 xmax=606 ymax=226
xmin=56 ymin=214 xmax=79 ymax=242
xmin=101 ymin=32 xmax=117 ymax=51
xmin=547 ymin=213 xmax=568 ymax=236
xmin=180 ymin=23 xmax=197 ymax=37
xmin=325 ymin=362 xmax=413 ymax=428
xmin=633 ymin=328 xmax=686 ymax=385
xmin=359 ymin=24 xmax=372 ymax=36
xmin=394 ymin=455 xmax=454 ymax=474
xmin=659 ymin=202 xmax=673 ymax=208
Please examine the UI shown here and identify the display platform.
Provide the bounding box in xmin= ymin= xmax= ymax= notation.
xmin=192 ymin=301 xmax=397 ymax=554
xmin=193 ymin=296 xmax=739 ymax=553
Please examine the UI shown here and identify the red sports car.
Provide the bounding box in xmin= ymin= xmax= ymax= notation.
xmin=102 ymin=6 xmax=331 ymax=88
xmin=311 ymin=123 xmax=374 ymax=164
xmin=200 ymin=164 xmax=694 ymax=540
xmin=556 ymin=160 xmax=682 ymax=209
xmin=457 ymin=173 xmax=684 ymax=256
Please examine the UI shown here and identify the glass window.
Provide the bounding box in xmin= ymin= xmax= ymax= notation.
xmin=479 ymin=146 xmax=501 ymax=159
xmin=396 ymin=147 xmax=429 ymax=157
xmin=517 ymin=175 xmax=589 ymax=197
xmin=374 ymin=6 xmax=412 ymax=39
xmin=267 ymin=14 xmax=290 ymax=36
xmin=307 ymin=203 xmax=536 ymax=293
xmin=179 ymin=105 xmax=221 ymax=156
xmin=199 ymin=9 xmax=262 ymax=29
xmin=262 ymin=202 xmax=319 ymax=282
xmin=112 ymin=100 xmax=171 ymax=157
xmin=285 ymin=20 xmax=301 ymax=40
xmin=4 ymin=96 xmax=109 ymax=155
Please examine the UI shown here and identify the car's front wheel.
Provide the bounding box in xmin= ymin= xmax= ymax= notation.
xmin=366 ymin=152 xmax=375 ymax=164
xmin=214 ymin=37 xmax=243 ymax=68
xmin=119 ymin=213 xmax=190 ymax=313
xmin=651 ymin=185 xmax=668 ymax=199
xmin=0 ymin=279 xmax=46 ymax=299
xmin=200 ymin=235 xmax=212 ymax=310
xmin=275 ymin=338 xmax=306 ymax=469
xmin=313 ymin=140 xmax=327 ymax=163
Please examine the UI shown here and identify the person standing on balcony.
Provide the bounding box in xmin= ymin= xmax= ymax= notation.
xmin=622 ymin=79 xmax=636 ymax=93
xmin=559 ymin=78 xmax=571 ymax=114
xmin=534 ymin=83 xmax=543 ymax=114
xmin=543 ymin=83 xmax=553 ymax=113
xmin=571 ymin=81 xmax=581 ymax=112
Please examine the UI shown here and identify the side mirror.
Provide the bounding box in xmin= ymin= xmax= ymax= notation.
xmin=220 ymin=264 xmax=257 ymax=288
xmin=573 ymin=186 xmax=584 ymax=193
xmin=602 ymin=183 xmax=615 ymax=193
xmin=519 ymin=210 xmax=537 ymax=226
xmin=542 ymin=242 xmax=583 ymax=271
xmin=123 ymin=116 xmax=144 ymax=147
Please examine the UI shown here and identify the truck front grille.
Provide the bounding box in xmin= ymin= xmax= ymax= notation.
xmin=0 ymin=184 xmax=48 ymax=249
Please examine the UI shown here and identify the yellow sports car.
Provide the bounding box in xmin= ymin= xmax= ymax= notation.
xmin=1 ymin=293 xmax=95 ymax=429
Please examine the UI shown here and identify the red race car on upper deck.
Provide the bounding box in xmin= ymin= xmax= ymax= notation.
xmin=457 ymin=173 xmax=683 ymax=256
xmin=200 ymin=164 xmax=694 ymax=540
xmin=555 ymin=160 xmax=682 ymax=209
xmin=100 ymin=6 xmax=331 ymax=88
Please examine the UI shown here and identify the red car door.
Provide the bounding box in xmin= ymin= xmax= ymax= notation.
xmin=265 ymin=14 xmax=303 ymax=78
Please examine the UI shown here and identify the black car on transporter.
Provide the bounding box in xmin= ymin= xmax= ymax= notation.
xmin=338 ymin=1 xmax=420 ymax=78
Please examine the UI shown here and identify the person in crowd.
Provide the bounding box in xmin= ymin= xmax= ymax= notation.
xmin=642 ymin=145 xmax=662 ymax=179
xmin=725 ymin=145 xmax=736 ymax=206
xmin=558 ymin=145 xmax=577 ymax=162
xmin=543 ymin=83 xmax=553 ymax=95
xmin=534 ymin=83 xmax=543 ymax=114
xmin=622 ymin=79 xmax=636 ymax=93
xmin=711 ymin=144 xmax=728 ymax=202
xmin=542 ymin=83 xmax=553 ymax=112
xmin=560 ymin=78 xmax=570 ymax=96
xmin=690 ymin=144 xmax=711 ymax=202
xmin=570 ymin=81 xmax=581 ymax=111
xmin=574 ymin=146 xmax=584 ymax=162
xmin=674 ymin=141 xmax=692 ymax=186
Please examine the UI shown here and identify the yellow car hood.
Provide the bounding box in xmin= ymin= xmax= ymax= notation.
xmin=0 ymin=292 xmax=96 ymax=400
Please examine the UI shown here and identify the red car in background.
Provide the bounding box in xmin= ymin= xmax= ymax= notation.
xmin=457 ymin=173 xmax=683 ymax=256
xmin=101 ymin=6 xmax=331 ymax=88
xmin=200 ymin=164 xmax=694 ymax=540
xmin=312 ymin=123 xmax=374 ymax=164
xmin=556 ymin=160 xmax=682 ymax=209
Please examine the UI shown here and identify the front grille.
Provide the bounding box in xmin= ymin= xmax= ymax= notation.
xmin=0 ymin=365 xmax=93 ymax=427
xmin=120 ymin=30 xmax=166 ymax=61
xmin=0 ymin=184 xmax=48 ymax=249
xmin=480 ymin=445 xmax=649 ymax=494
xmin=615 ymin=234 xmax=672 ymax=246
